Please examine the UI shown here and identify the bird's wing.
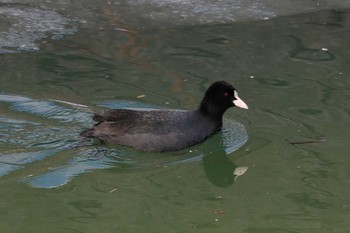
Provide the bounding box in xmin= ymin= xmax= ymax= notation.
xmin=93 ymin=109 xmax=158 ymax=122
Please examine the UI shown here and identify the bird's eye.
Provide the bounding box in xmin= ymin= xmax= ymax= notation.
xmin=224 ymin=92 xmax=229 ymax=97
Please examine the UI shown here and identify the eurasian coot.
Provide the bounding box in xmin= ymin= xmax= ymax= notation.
xmin=80 ymin=81 xmax=248 ymax=152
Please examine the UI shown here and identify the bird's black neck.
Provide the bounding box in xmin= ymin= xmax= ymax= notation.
xmin=198 ymin=100 xmax=225 ymax=123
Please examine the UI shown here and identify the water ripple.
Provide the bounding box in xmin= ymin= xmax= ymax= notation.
xmin=0 ymin=93 xmax=92 ymax=123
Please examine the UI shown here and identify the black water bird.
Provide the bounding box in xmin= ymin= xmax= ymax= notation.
xmin=80 ymin=81 xmax=248 ymax=152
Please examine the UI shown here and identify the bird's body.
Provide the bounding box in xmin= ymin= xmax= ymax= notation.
xmin=81 ymin=109 xmax=221 ymax=152
xmin=80 ymin=81 xmax=248 ymax=152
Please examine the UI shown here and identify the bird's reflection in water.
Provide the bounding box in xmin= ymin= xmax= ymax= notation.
xmin=202 ymin=148 xmax=247 ymax=187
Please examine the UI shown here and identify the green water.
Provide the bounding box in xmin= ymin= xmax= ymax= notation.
xmin=1 ymin=8 xmax=350 ymax=233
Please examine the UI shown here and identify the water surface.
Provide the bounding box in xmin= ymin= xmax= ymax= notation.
xmin=1 ymin=5 xmax=350 ymax=233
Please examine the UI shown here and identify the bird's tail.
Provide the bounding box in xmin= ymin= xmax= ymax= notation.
xmin=80 ymin=128 xmax=95 ymax=138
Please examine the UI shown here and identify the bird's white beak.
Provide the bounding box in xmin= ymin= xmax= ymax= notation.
xmin=233 ymin=91 xmax=248 ymax=109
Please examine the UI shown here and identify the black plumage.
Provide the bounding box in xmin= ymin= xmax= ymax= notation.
xmin=80 ymin=81 xmax=248 ymax=152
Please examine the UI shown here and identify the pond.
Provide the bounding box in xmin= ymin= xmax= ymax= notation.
xmin=1 ymin=3 xmax=350 ymax=233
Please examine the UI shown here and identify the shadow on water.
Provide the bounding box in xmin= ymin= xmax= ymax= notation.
xmin=0 ymin=94 xmax=248 ymax=188
xmin=202 ymin=149 xmax=248 ymax=188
